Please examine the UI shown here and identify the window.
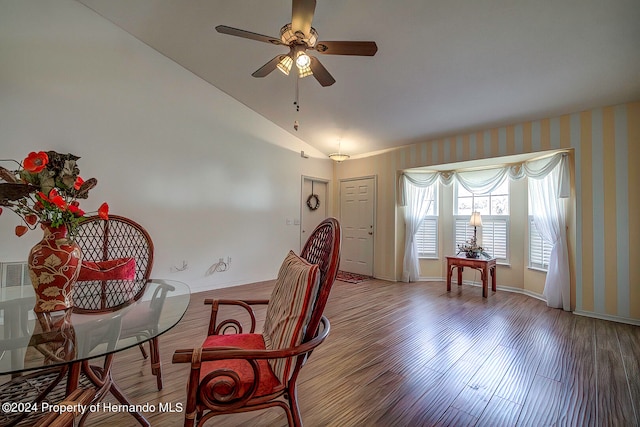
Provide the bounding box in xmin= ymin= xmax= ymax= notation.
xmin=416 ymin=185 xmax=438 ymax=258
xmin=529 ymin=216 xmax=552 ymax=270
xmin=454 ymin=180 xmax=509 ymax=262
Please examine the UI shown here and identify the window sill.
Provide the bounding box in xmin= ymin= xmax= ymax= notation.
xmin=419 ymin=256 xmax=439 ymax=260
xmin=528 ymin=266 xmax=548 ymax=273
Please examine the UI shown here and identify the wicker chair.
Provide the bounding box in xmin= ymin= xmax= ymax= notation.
xmin=173 ymin=217 xmax=341 ymax=427
xmin=73 ymin=215 xmax=165 ymax=390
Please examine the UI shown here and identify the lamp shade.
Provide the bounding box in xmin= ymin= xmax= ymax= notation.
xmin=277 ymin=55 xmax=293 ymax=75
xmin=469 ymin=211 xmax=483 ymax=227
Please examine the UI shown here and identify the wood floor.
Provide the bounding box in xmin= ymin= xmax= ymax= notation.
xmin=85 ymin=278 xmax=639 ymax=426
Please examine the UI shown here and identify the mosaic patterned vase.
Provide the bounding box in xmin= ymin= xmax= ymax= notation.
xmin=28 ymin=223 xmax=82 ymax=312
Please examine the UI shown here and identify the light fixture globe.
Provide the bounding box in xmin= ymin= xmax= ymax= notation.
xmin=328 ymin=153 xmax=350 ymax=162
xmin=329 ymin=139 xmax=350 ymax=162
xmin=295 ymin=51 xmax=311 ymax=68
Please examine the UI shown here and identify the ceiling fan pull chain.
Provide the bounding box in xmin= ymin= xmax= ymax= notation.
xmin=294 ymin=76 xmax=300 ymax=131
xmin=295 ymin=75 xmax=300 ymax=111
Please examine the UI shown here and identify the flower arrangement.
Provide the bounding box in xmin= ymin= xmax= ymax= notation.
xmin=0 ymin=151 xmax=108 ymax=237
xmin=456 ymin=235 xmax=490 ymax=259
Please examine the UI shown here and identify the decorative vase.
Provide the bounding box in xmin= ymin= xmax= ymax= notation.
xmin=27 ymin=223 xmax=82 ymax=312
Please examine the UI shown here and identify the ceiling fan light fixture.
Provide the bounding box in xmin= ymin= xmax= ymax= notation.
xmin=295 ymin=51 xmax=313 ymax=78
xmin=295 ymin=51 xmax=311 ymax=68
xmin=277 ymin=54 xmax=293 ymax=75
xmin=298 ymin=64 xmax=313 ymax=78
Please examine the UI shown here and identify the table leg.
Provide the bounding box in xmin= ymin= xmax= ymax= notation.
xmin=491 ymin=266 xmax=497 ymax=292
xmin=66 ymin=361 xmax=81 ymax=395
xmin=457 ymin=266 xmax=463 ymax=286
xmin=447 ymin=263 xmax=452 ymax=292
xmin=482 ymin=266 xmax=489 ymax=298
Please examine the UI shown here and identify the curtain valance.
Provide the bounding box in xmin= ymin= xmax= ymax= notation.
xmin=400 ymin=152 xmax=569 ymax=205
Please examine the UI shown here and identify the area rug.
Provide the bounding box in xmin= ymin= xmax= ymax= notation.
xmin=336 ymin=270 xmax=371 ymax=284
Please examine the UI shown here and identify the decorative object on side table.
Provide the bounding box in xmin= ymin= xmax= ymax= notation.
xmin=0 ymin=151 xmax=109 ymax=312
xmin=457 ymin=211 xmax=490 ymax=259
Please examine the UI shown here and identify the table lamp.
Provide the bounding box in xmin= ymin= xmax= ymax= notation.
xmin=469 ymin=211 xmax=483 ymax=245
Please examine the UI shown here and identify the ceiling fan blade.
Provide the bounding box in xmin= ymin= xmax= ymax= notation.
xmin=215 ymin=25 xmax=283 ymax=45
xmin=251 ymin=55 xmax=284 ymax=78
xmin=291 ymin=0 xmax=316 ymax=38
xmin=309 ymin=56 xmax=336 ymax=87
xmin=314 ymin=41 xmax=378 ymax=56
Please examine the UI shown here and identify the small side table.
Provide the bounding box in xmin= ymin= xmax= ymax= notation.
xmin=446 ymin=255 xmax=497 ymax=298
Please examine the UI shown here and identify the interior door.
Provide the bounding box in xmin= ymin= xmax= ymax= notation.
xmin=340 ymin=177 xmax=375 ymax=276
xmin=301 ymin=178 xmax=328 ymax=251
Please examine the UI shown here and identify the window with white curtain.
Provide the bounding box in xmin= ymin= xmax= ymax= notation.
xmin=454 ymin=180 xmax=509 ymax=262
xmin=529 ymin=216 xmax=552 ymax=269
xmin=416 ymin=185 xmax=438 ymax=258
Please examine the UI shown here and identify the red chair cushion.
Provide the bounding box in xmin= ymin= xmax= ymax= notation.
xmin=77 ymin=257 xmax=135 ymax=281
xmin=200 ymin=333 xmax=282 ymax=399
xmin=262 ymin=250 xmax=320 ymax=382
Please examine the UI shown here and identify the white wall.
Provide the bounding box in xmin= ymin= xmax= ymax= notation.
xmin=0 ymin=0 xmax=333 ymax=292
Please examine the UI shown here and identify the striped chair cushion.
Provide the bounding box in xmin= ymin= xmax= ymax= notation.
xmin=262 ymin=250 xmax=320 ymax=382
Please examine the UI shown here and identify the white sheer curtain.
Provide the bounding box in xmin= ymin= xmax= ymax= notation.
xmin=400 ymin=175 xmax=434 ymax=282
xmin=528 ymin=155 xmax=570 ymax=310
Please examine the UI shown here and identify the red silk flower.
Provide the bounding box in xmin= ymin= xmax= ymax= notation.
xmin=68 ymin=204 xmax=85 ymax=217
xmin=50 ymin=195 xmax=67 ymax=210
xmin=23 ymin=151 xmax=49 ymax=173
xmin=74 ymin=176 xmax=84 ymax=190
xmin=98 ymin=202 xmax=109 ymax=220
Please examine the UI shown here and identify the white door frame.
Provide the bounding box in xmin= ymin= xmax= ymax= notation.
xmin=339 ymin=175 xmax=377 ymax=276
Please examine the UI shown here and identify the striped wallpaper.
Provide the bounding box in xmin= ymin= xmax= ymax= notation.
xmin=337 ymin=101 xmax=639 ymax=324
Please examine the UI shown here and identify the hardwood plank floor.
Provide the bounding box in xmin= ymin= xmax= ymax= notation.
xmin=75 ymin=279 xmax=640 ymax=426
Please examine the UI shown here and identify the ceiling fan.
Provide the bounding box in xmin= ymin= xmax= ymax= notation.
xmin=215 ymin=0 xmax=378 ymax=87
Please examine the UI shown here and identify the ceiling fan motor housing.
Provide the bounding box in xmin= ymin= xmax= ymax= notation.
xmin=280 ymin=23 xmax=318 ymax=47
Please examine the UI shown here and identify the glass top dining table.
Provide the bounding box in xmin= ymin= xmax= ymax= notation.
xmin=0 ymin=279 xmax=191 ymax=376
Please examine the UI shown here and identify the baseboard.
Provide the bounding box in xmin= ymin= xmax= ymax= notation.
xmin=418 ymin=276 xmax=442 ymax=282
xmin=573 ymin=310 xmax=640 ymax=327
xmin=421 ymin=276 xmax=547 ymax=301
xmin=420 ymin=277 xmax=640 ymax=326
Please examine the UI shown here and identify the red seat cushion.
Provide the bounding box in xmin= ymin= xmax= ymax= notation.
xmin=200 ymin=334 xmax=282 ymax=399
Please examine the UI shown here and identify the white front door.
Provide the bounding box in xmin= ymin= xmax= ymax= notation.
xmin=340 ymin=177 xmax=375 ymax=276
xmin=301 ymin=178 xmax=328 ymax=251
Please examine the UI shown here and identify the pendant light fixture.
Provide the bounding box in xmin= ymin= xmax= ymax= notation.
xmin=329 ymin=139 xmax=350 ymax=162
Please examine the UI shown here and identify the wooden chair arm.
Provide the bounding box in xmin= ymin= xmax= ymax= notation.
xmin=203 ymin=299 xmax=270 ymax=336
xmin=172 ymin=316 xmax=330 ymax=364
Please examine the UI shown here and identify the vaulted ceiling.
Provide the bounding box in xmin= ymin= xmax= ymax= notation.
xmin=77 ymin=0 xmax=640 ymax=158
